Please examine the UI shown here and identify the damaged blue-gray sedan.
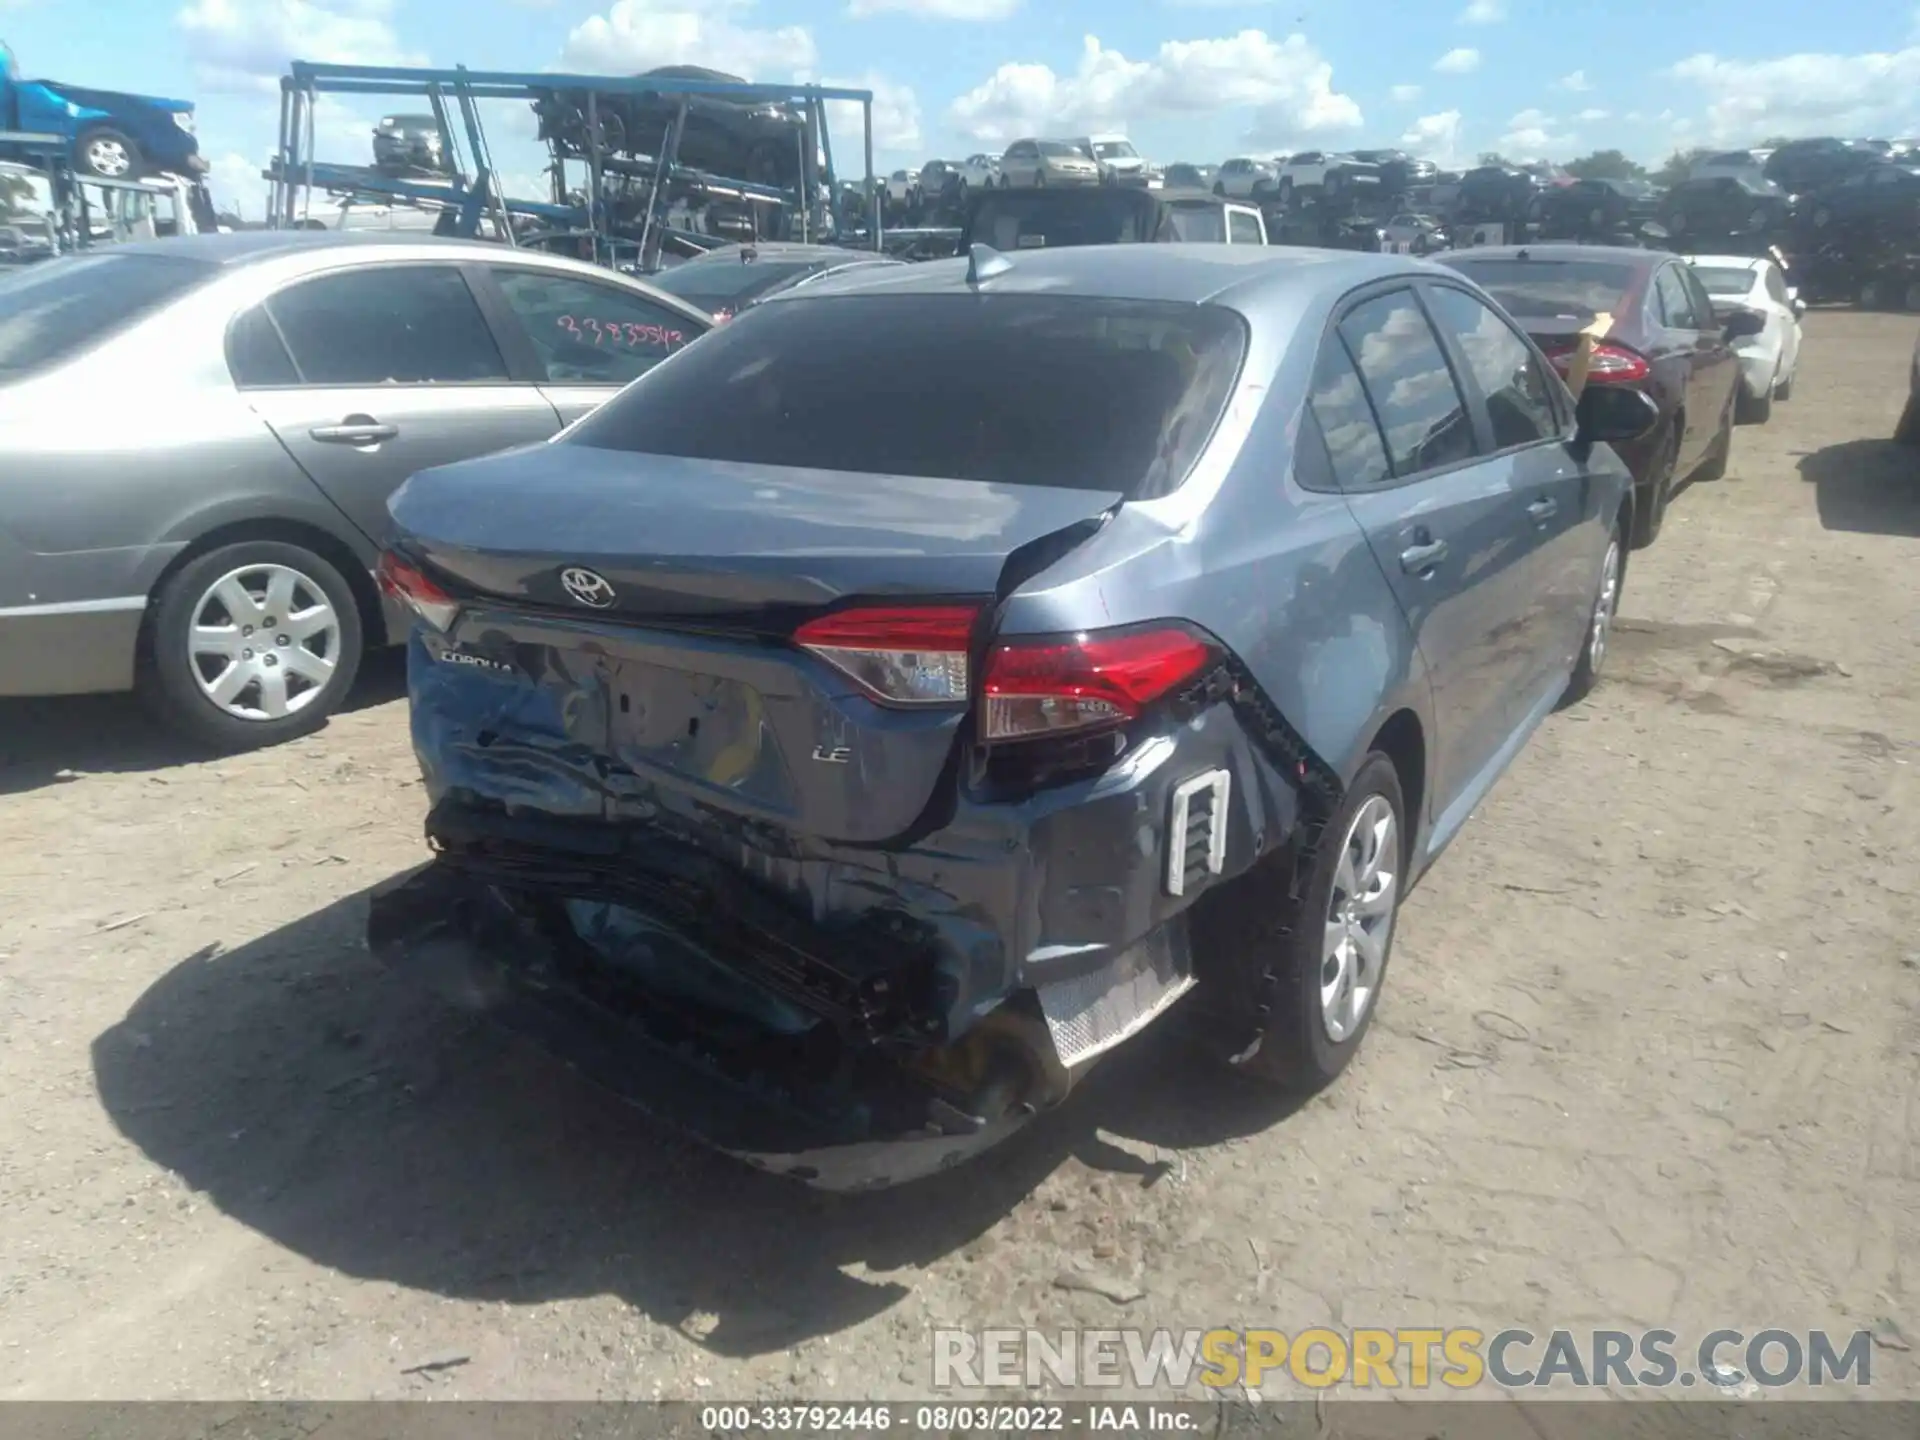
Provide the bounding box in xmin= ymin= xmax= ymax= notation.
xmin=367 ymin=243 xmax=1658 ymax=1189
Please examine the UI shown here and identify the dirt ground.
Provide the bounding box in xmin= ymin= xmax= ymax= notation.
xmin=2 ymin=310 xmax=1917 ymax=1404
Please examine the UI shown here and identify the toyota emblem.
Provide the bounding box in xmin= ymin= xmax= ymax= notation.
xmin=559 ymin=566 xmax=617 ymax=609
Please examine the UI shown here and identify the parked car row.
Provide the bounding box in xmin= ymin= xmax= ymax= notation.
xmin=9 ymin=221 xmax=1792 ymax=1188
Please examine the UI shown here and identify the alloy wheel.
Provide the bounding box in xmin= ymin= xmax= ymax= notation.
xmin=187 ymin=563 xmax=342 ymax=722
xmin=1320 ymin=795 xmax=1399 ymax=1043
xmin=1588 ymin=538 xmax=1622 ymax=676
xmin=86 ymin=137 xmax=133 ymax=178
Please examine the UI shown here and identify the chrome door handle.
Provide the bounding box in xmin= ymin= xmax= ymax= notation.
xmin=310 ymin=420 xmax=398 ymax=445
xmin=1399 ymin=539 xmax=1449 ymax=574
xmin=1527 ymin=497 xmax=1559 ymax=520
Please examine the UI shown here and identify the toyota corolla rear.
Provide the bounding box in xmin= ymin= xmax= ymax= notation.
xmin=368 ymin=279 xmax=1290 ymax=1188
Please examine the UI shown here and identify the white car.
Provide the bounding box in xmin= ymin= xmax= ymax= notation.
xmin=958 ymin=153 xmax=1001 ymax=190
xmin=1074 ymin=134 xmax=1155 ymax=188
xmin=884 ymin=169 xmax=918 ymax=208
xmin=1277 ymin=150 xmax=1340 ymax=196
xmin=1686 ymin=252 xmax=1805 ymax=423
xmin=1214 ymin=156 xmax=1282 ymax=199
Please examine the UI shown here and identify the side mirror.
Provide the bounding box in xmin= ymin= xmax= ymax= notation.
xmin=1575 ymin=384 xmax=1660 ymax=445
xmin=1721 ymin=306 xmax=1766 ymax=340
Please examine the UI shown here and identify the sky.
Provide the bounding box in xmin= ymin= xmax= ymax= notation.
xmin=5 ymin=0 xmax=1920 ymax=219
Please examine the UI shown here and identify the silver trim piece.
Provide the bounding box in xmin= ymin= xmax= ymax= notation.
xmin=0 ymin=596 xmax=148 ymax=619
xmin=1166 ymin=768 xmax=1231 ymax=897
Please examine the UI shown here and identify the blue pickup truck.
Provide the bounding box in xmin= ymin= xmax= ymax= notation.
xmin=2 ymin=41 xmax=205 ymax=180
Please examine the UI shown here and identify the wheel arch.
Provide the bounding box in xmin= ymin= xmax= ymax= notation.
xmin=1365 ymin=708 xmax=1426 ymax=861
xmin=137 ymin=516 xmax=390 ymax=666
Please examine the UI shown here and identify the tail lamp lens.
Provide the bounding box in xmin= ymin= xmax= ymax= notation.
xmin=982 ymin=627 xmax=1215 ymax=742
xmin=377 ymin=551 xmax=460 ymax=633
xmin=1543 ymin=341 xmax=1651 ymax=384
xmin=794 ymin=605 xmax=979 ymax=705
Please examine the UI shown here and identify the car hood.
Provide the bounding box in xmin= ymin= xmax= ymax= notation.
xmin=39 ymin=81 xmax=194 ymax=113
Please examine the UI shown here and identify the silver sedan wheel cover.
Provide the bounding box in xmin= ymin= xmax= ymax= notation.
xmin=1589 ymin=538 xmax=1622 ymax=674
xmin=86 ymin=138 xmax=132 ymax=177
xmin=188 ymin=563 xmax=341 ymax=722
xmin=1321 ymin=794 xmax=1399 ymax=1043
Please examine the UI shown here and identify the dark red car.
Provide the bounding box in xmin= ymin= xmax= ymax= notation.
xmin=1440 ymin=244 xmax=1762 ymax=547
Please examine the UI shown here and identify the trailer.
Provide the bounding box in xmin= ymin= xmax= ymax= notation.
xmin=268 ymin=61 xmax=880 ymax=270
xmin=2 ymin=129 xmax=214 ymax=256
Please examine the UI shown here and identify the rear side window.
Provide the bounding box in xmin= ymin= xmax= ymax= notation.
xmin=1336 ymin=289 xmax=1475 ymax=477
xmin=1228 ymin=211 xmax=1265 ymax=244
xmin=1306 ymin=339 xmax=1391 ymax=490
xmin=1653 ymin=266 xmax=1701 ymax=329
xmin=0 ymin=253 xmax=216 ymax=380
xmin=490 ymin=267 xmax=697 ymax=385
xmin=266 ymin=264 xmax=507 ymax=385
xmin=226 ymin=305 xmax=299 ymax=387
xmin=1423 ymin=285 xmax=1561 ymax=449
xmin=562 ymin=293 xmax=1248 ymax=500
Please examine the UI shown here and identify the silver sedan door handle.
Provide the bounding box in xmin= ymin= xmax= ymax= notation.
xmin=1399 ymin=538 xmax=1449 ymax=574
xmin=310 ymin=418 xmax=398 ymax=445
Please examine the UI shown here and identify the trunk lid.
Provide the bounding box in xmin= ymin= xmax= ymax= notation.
xmin=389 ymin=444 xmax=1121 ymax=844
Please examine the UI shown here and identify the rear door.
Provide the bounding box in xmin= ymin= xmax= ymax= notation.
xmin=1314 ymin=286 xmax=1537 ymax=814
xmin=478 ymin=264 xmax=703 ymax=427
xmin=1649 ymin=263 xmax=1717 ymax=469
xmin=239 ymin=262 xmax=561 ymax=544
xmin=1422 ymin=279 xmax=1597 ymax=706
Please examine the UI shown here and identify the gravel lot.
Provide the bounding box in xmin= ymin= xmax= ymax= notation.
xmin=2 ymin=310 xmax=1917 ymax=1403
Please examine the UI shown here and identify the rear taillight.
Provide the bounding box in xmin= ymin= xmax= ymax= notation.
xmin=1542 ymin=341 xmax=1651 ymax=385
xmin=982 ymin=626 xmax=1216 ymax=742
xmin=377 ymin=550 xmax=460 ymax=633
xmin=794 ymin=604 xmax=980 ymax=706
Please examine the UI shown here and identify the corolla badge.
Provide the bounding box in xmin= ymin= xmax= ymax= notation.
xmin=559 ymin=566 xmax=617 ymax=609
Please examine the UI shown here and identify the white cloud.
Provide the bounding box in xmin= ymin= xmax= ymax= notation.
xmin=1433 ymin=47 xmax=1480 ymax=74
xmin=819 ymin=73 xmax=924 ymax=155
xmin=947 ymin=30 xmax=1360 ymax=148
xmin=1390 ymin=83 xmax=1422 ymax=102
xmin=205 ymin=151 xmax=269 ymax=219
xmin=1401 ymin=109 xmax=1462 ymax=167
xmin=1498 ymin=106 xmax=1575 ymax=159
xmin=1575 ymin=107 xmax=1609 ymax=122
xmin=1666 ymin=47 xmax=1920 ymax=144
xmin=847 ymin=0 xmax=1018 ymax=16
xmin=563 ymin=0 xmax=817 ymax=78
xmin=1555 ymin=69 xmax=1591 ymax=91
xmin=1458 ymin=0 xmax=1504 ymax=22
xmin=177 ymin=0 xmax=423 ymax=93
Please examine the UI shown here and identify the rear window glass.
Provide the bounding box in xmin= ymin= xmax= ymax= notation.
xmin=1442 ymin=257 xmax=1637 ymax=323
xmin=0 ymin=253 xmax=217 ymax=379
xmin=651 ymin=258 xmax=819 ymax=308
xmin=1162 ymin=205 xmax=1226 ymax=242
xmin=968 ymin=190 xmax=1155 ymax=249
xmin=562 ymin=293 xmax=1248 ymax=500
xmin=1691 ymin=265 xmax=1757 ymax=294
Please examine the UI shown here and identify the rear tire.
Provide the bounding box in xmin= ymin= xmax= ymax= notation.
xmin=1220 ymin=753 xmax=1408 ymax=1093
xmin=1896 ymin=393 xmax=1920 ymax=447
xmin=1631 ymin=423 xmax=1679 ymax=548
xmin=1695 ymin=402 xmax=1734 ymax=480
xmin=1774 ymin=371 xmax=1794 ymax=402
xmin=139 ymin=539 xmax=365 ymax=753
xmin=75 ymin=125 xmax=142 ymax=180
xmin=1562 ymin=525 xmax=1624 ymax=706
xmin=1736 ymin=382 xmax=1773 ymax=425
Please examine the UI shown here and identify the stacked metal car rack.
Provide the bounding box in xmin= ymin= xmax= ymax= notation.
xmin=266 ymin=61 xmax=880 ymax=269
xmin=0 ymin=129 xmax=216 ymax=254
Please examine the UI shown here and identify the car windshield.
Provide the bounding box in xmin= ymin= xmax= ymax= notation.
xmin=1691 ymin=265 xmax=1757 ymax=295
xmin=0 ymin=252 xmax=219 ymax=380
xmin=967 ymin=189 xmax=1157 ymax=248
xmin=1038 ymin=141 xmax=1082 ymax=157
xmin=1092 ymin=141 xmax=1139 ymax=160
xmin=1443 ymin=257 xmax=1638 ymax=321
xmin=651 ymin=258 xmax=820 ymax=308
xmin=561 ymin=293 xmax=1248 ymax=500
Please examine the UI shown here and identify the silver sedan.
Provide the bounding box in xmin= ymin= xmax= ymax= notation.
xmin=0 ymin=231 xmax=712 ymax=748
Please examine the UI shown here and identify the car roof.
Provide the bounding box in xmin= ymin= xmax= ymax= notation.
xmin=1443 ymin=243 xmax=1667 ymax=271
xmin=760 ymin=241 xmax=1431 ymax=310
xmin=681 ymin=241 xmax=885 ymax=265
xmin=97 ymin=230 xmax=533 ymax=266
xmin=1684 ymin=254 xmax=1762 ymax=268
